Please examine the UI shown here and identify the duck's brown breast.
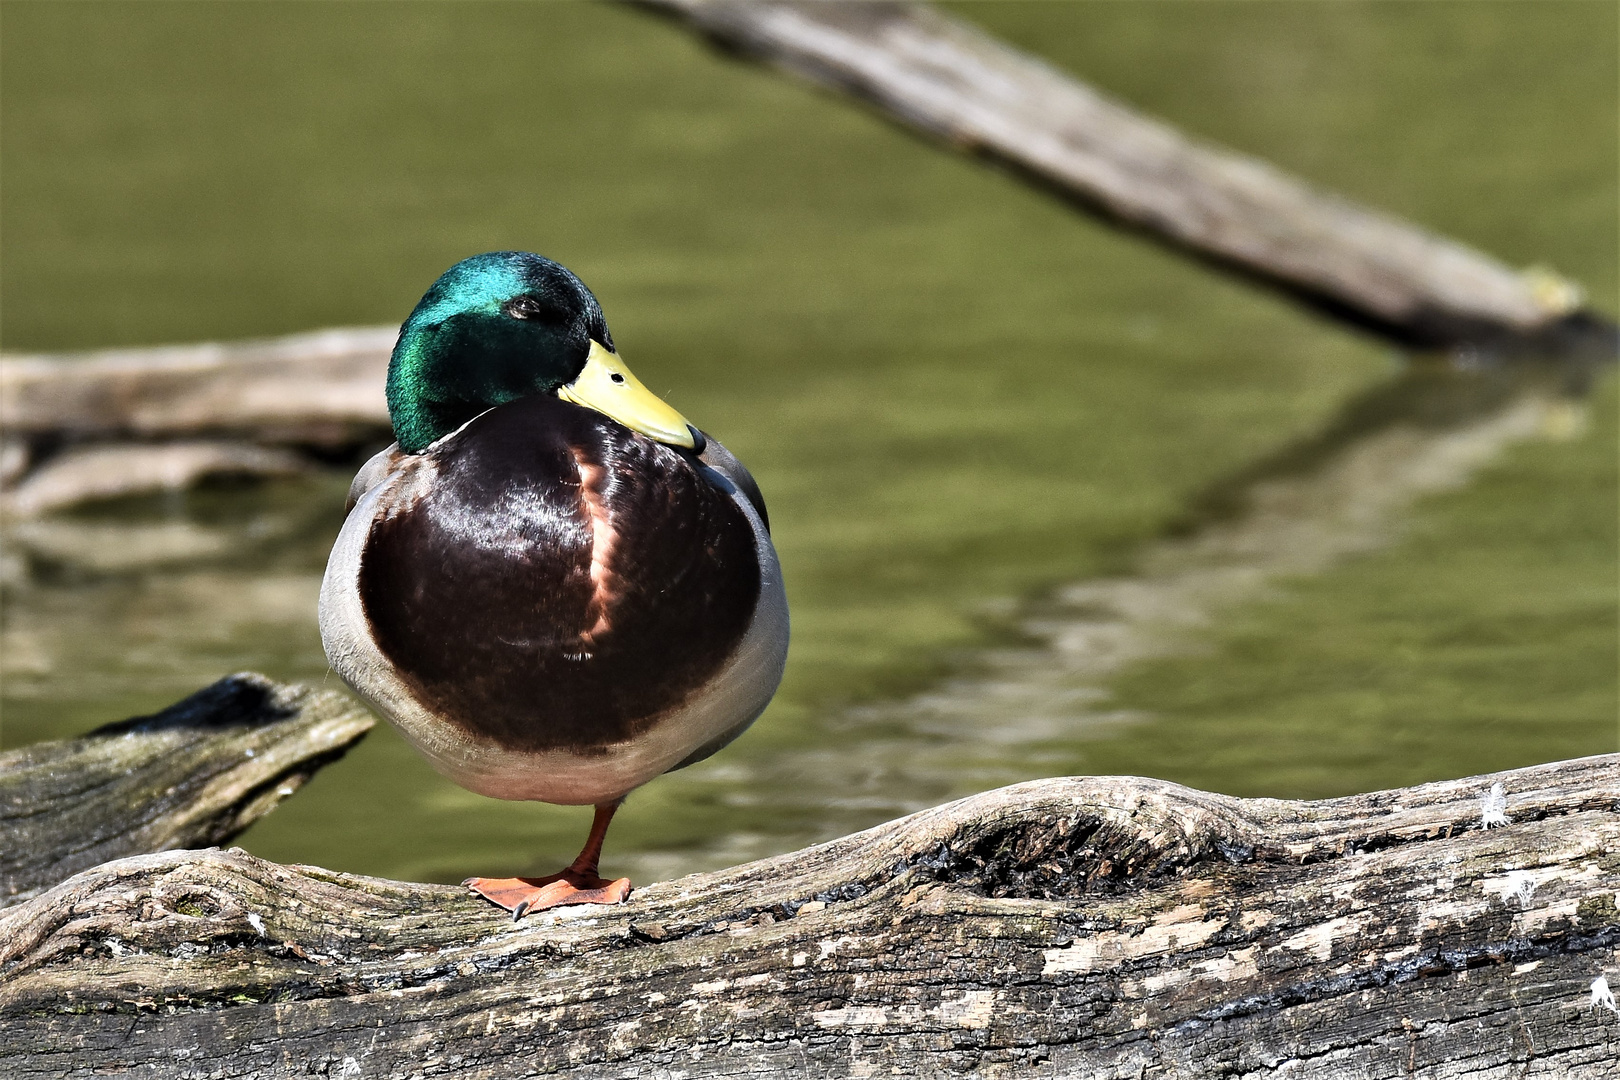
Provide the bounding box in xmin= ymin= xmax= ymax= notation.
xmin=357 ymin=395 xmax=761 ymax=754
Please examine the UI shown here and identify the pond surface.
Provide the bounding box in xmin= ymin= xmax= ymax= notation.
xmin=2 ymin=2 xmax=1615 ymax=887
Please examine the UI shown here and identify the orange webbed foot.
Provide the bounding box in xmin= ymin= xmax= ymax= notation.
xmin=464 ymin=869 xmax=632 ymax=920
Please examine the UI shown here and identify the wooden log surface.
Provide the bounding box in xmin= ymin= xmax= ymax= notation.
xmin=2 ymin=753 xmax=1616 ymax=1077
xmin=0 ymin=327 xmax=394 ymax=446
xmin=0 ymin=329 xmax=394 ymax=517
xmin=0 ymin=673 xmax=373 ymax=910
xmin=638 ymin=0 xmax=1612 ymax=352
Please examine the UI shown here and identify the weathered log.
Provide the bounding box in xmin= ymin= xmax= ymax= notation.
xmin=638 ymin=0 xmax=1613 ymax=353
xmin=0 ymin=328 xmax=393 ymax=516
xmin=2 ymin=754 xmax=1615 ymax=1077
xmin=0 ymin=327 xmax=394 ymax=447
xmin=0 ymin=673 xmax=373 ymax=910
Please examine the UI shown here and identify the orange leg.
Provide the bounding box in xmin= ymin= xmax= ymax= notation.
xmin=464 ymin=802 xmax=632 ymax=920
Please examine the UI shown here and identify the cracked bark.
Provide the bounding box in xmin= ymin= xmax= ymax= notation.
xmin=0 ymin=673 xmax=374 ymax=910
xmin=2 ymin=753 xmax=1615 ymax=1078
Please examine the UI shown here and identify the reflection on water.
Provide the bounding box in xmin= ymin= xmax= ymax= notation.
xmin=601 ymin=359 xmax=1611 ymax=880
xmin=1 ymin=359 xmax=1605 ymax=886
xmin=1 ymin=473 xmax=351 ymax=743
xmin=840 ymin=360 xmax=1601 ymax=788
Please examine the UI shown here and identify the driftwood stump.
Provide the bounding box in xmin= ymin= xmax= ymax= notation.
xmin=2 ymin=753 xmax=1616 ymax=1077
xmin=0 ymin=673 xmax=373 ymax=910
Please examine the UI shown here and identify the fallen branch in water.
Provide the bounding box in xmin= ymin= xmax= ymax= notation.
xmin=3 ymin=6 xmax=1613 ymax=518
xmin=637 ymin=0 xmax=1614 ymax=353
xmin=0 ymin=328 xmax=395 ymax=518
xmin=0 ymin=673 xmax=373 ymax=910
xmin=2 ymin=752 xmax=1615 ymax=1077
xmin=0 ymin=327 xmax=394 ymax=447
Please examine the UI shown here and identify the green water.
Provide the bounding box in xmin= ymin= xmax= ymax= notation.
xmin=2 ymin=2 xmax=1614 ymax=886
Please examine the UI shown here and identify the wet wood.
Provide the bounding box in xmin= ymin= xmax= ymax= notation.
xmin=638 ymin=0 xmax=1612 ymax=352
xmin=0 ymin=673 xmax=373 ymax=910
xmin=2 ymin=753 xmax=1615 ymax=1077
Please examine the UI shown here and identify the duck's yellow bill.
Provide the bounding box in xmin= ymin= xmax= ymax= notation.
xmin=558 ymin=340 xmax=700 ymax=451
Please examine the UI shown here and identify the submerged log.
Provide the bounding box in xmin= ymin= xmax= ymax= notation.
xmin=639 ymin=0 xmax=1613 ymax=354
xmin=0 ymin=673 xmax=373 ymax=910
xmin=0 ymin=441 xmax=309 ymax=519
xmin=2 ymin=754 xmax=1616 ymax=1077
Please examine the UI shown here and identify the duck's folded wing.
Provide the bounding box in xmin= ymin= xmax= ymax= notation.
xmin=697 ymin=435 xmax=769 ymax=533
xmin=344 ymin=443 xmax=404 ymax=514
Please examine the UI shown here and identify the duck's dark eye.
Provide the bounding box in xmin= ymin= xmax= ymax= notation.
xmin=503 ymin=295 xmax=553 ymax=321
xmin=609 ymin=373 xmax=625 ymax=384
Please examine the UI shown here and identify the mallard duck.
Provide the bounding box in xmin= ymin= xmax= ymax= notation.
xmin=319 ymin=252 xmax=789 ymax=918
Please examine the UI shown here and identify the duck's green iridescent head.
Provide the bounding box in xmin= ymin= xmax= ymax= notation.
xmin=386 ymin=252 xmax=699 ymax=454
